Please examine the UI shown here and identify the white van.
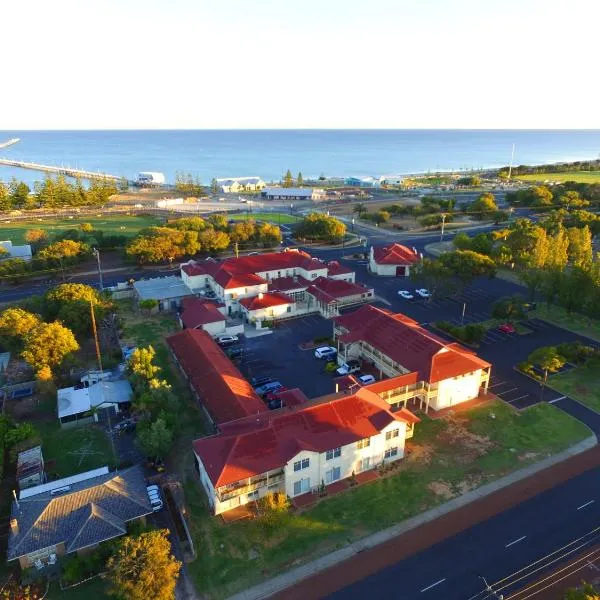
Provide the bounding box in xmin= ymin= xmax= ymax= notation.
xmin=146 ymin=484 xmax=164 ymax=512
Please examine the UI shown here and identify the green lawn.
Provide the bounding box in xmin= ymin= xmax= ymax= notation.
xmin=549 ymin=360 xmax=600 ymax=413
xmin=47 ymin=577 xmax=108 ymax=599
xmin=515 ymin=171 xmax=600 ymax=184
xmin=227 ymin=212 xmax=300 ymax=224
xmin=529 ymin=302 xmax=600 ymax=343
xmin=0 ymin=214 xmax=163 ymax=244
xmin=186 ymin=400 xmax=590 ymax=599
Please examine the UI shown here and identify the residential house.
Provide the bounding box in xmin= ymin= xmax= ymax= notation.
xmin=7 ymin=465 xmax=152 ymax=569
xmin=193 ymin=387 xmax=419 ymax=515
xmin=16 ymin=446 xmax=45 ymax=491
xmin=333 ymin=305 xmax=491 ymax=412
xmin=0 ymin=240 xmax=32 ymax=261
xmin=344 ymin=176 xmax=381 ymax=188
xmin=167 ymin=329 xmax=267 ymax=430
xmin=261 ymin=187 xmax=326 ymax=201
xmin=133 ymin=276 xmax=194 ymax=312
xmin=216 ymin=177 xmax=266 ymax=193
xmin=368 ymin=243 xmax=421 ymax=277
xmin=57 ymin=379 xmax=133 ymax=427
xmin=239 ymin=292 xmax=296 ymax=324
xmin=179 ymin=297 xmax=230 ymax=337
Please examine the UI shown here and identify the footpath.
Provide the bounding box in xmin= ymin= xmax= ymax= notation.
xmin=228 ymin=436 xmax=598 ymax=600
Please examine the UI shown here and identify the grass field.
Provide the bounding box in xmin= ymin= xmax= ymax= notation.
xmin=529 ymin=302 xmax=600 ymax=343
xmin=549 ymin=359 xmax=600 ymax=413
xmin=0 ymin=214 xmax=164 ymax=243
xmin=515 ymin=171 xmax=600 ymax=184
xmin=186 ymin=400 xmax=589 ymax=599
xmin=227 ymin=212 xmax=301 ymax=224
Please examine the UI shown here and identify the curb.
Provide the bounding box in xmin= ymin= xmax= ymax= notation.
xmin=227 ymin=435 xmax=597 ymax=600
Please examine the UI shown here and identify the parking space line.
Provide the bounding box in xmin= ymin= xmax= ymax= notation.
xmin=506 ymin=394 xmax=530 ymax=404
xmin=489 ymin=382 xmax=508 ymax=389
xmin=496 ymin=387 xmax=519 ymax=396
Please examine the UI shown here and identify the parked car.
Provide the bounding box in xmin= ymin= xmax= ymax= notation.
xmin=314 ymin=346 xmax=337 ymax=360
xmin=498 ymin=323 xmax=516 ymax=334
xmin=217 ymin=335 xmax=239 ymax=346
xmin=254 ymin=381 xmax=283 ymax=396
xmin=398 ymin=290 xmax=414 ymax=300
xmin=336 ymin=359 xmax=361 ymax=376
xmin=358 ymin=374 xmax=376 ymax=385
xmin=251 ymin=375 xmax=275 ymax=387
xmin=264 ymin=387 xmax=288 ymax=402
xmin=146 ymin=484 xmax=164 ymax=512
xmin=415 ymin=288 xmax=431 ymax=298
xmin=226 ymin=347 xmax=244 ymax=360
xmin=113 ymin=419 xmax=136 ymax=434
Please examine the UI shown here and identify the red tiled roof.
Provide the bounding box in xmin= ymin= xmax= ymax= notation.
xmin=268 ymin=275 xmax=310 ymax=293
xmin=180 ymin=297 xmax=225 ymax=329
xmin=214 ymin=271 xmax=266 ymax=289
xmin=193 ymin=387 xmax=418 ymax=488
xmin=364 ymin=372 xmax=419 ymax=394
xmin=334 ymin=305 xmax=490 ymax=384
xmin=326 ymin=261 xmax=353 ymax=276
xmin=239 ymin=292 xmax=294 ymax=311
xmin=277 ymin=388 xmax=309 ymax=407
xmin=167 ymin=329 xmax=266 ymax=425
xmin=372 ymin=243 xmax=419 ymax=266
xmin=181 ymin=263 xmax=207 ymax=276
xmin=307 ymin=277 xmax=372 ymax=304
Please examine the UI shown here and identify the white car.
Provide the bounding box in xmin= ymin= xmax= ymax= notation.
xmin=415 ymin=288 xmax=431 ymax=298
xmin=314 ymin=346 xmax=337 ymax=360
xmin=217 ymin=335 xmax=239 ymax=345
xmin=358 ymin=374 xmax=376 ymax=385
xmin=336 ymin=359 xmax=361 ymax=376
xmin=398 ymin=290 xmax=414 ymax=300
xmin=146 ymin=484 xmax=164 ymax=512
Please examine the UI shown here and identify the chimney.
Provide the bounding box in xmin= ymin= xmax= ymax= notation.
xmin=10 ymin=518 xmax=18 ymax=535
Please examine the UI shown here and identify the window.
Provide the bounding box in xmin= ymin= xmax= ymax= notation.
xmin=326 ymin=447 xmax=341 ymax=460
xmin=247 ymin=490 xmax=259 ymax=499
xmin=293 ymin=458 xmax=310 ymax=472
xmin=293 ymin=477 xmax=310 ymax=496
xmin=325 ymin=466 xmax=341 ymax=484
xmin=357 ymin=438 xmax=370 ymax=450
xmin=385 ymin=429 xmax=399 ymax=441
xmin=358 ymin=457 xmax=371 ymax=472
xmin=287 ymin=306 xmax=292 ymax=313
xmin=385 ymin=447 xmax=398 ymax=459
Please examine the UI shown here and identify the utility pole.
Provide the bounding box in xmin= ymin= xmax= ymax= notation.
xmin=461 ymin=302 xmax=466 ymax=325
xmin=93 ymin=248 xmax=104 ymax=291
xmin=439 ymin=213 xmax=447 ymax=243
xmin=479 ymin=575 xmax=504 ymax=599
xmin=234 ymin=241 xmax=239 ymax=259
xmin=507 ymin=143 xmax=515 ymax=183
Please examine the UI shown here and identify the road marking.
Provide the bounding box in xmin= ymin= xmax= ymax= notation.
xmin=548 ymin=396 xmax=567 ymax=404
xmin=505 ymin=535 xmax=527 ymax=548
xmin=507 ymin=394 xmax=530 ymax=403
xmin=577 ymin=500 xmax=595 ymax=511
xmin=420 ymin=578 xmax=446 ymax=593
xmin=489 ymin=382 xmax=508 ymax=389
xmin=497 ymin=387 xmax=518 ymax=396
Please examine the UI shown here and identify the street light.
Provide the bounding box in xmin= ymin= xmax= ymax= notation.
xmin=478 ymin=575 xmax=504 ymax=599
xmin=351 ymin=217 xmax=355 ymax=232
xmin=92 ymin=248 xmax=104 ymax=291
xmin=439 ymin=213 xmax=447 ymax=243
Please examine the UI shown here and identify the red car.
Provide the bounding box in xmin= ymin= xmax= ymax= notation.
xmin=498 ymin=323 xmax=516 ymax=334
xmin=264 ymin=388 xmax=288 ymax=402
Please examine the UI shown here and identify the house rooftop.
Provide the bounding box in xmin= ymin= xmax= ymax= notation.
xmin=372 ymin=243 xmax=420 ymax=266
xmin=307 ymin=276 xmax=371 ymax=304
xmin=262 ymin=187 xmax=314 ymax=197
xmin=239 ymin=292 xmax=293 ymax=311
xmin=326 ymin=261 xmax=354 ymax=276
xmin=180 ymin=297 xmax=225 ymax=329
xmin=133 ymin=276 xmax=193 ymax=301
xmin=57 ymin=380 xmax=132 ymax=420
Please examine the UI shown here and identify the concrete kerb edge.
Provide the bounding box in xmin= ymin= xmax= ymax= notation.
xmin=226 ymin=435 xmax=597 ymax=600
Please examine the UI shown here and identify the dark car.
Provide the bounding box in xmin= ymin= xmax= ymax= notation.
xmin=251 ymin=375 xmax=274 ymax=387
xmin=227 ymin=347 xmax=244 ymax=360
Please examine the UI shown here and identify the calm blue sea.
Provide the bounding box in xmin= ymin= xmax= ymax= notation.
xmin=0 ymin=130 xmax=599 ymax=186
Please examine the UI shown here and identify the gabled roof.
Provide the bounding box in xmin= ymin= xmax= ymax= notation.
xmin=167 ymin=329 xmax=266 ymax=424
xmin=268 ymin=275 xmax=311 ymax=293
xmin=307 ymin=277 xmax=372 ymax=304
xmin=180 ymin=297 xmax=225 ymax=329
xmin=372 ymin=243 xmax=419 ymax=266
xmin=133 ymin=276 xmax=193 ymax=300
xmin=193 ymin=387 xmax=418 ymax=488
xmin=8 ymin=466 xmax=151 ymax=561
xmin=326 ymin=261 xmax=354 ymax=276
xmin=239 ymin=292 xmax=294 ymax=311
xmin=334 ymin=305 xmax=490 ymax=383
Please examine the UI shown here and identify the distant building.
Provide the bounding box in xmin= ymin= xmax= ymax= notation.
xmin=133 ymin=276 xmax=194 ymax=312
xmin=16 ymin=446 xmax=45 ymax=491
xmin=368 ymin=243 xmax=420 ymax=277
xmin=216 ymin=177 xmax=266 ymax=193
xmin=136 ymin=172 xmax=165 ymax=186
xmin=379 ymin=175 xmax=405 ymax=186
xmin=344 ymin=176 xmax=381 ymax=188
xmin=8 ymin=465 xmax=152 ymax=569
xmin=261 ymin=187 xmax=326 ymax=201
xmin=0 ymin=241 xmax=32 ymax=262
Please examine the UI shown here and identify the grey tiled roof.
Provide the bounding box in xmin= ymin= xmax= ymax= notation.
xmin=8 ymin=466 xmax=151 ymax=561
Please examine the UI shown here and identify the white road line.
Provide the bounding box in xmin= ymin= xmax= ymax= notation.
xmin=505 ymin=535 xmax=527 ymax=548
xmin=497 ymin=387 xmax=518 ymax=396
xmin=420 ymin=578 xmax=446 ymax=593
xmin=549 ymin=396 xmax=567 ymax=404
xmin=507 ymin=394 xmax=530 ymax=403
xmin=489 ymin=382 xmax=508 ymax=389
xmin=577 ymin=500 xmax=595 ymax=511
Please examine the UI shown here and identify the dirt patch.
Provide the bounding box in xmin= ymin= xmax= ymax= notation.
xmin=438 ymin=415 xmax=494 ymax=461
xmin=575 ymin=384 xmax=590 ymax=395
xmin=406 ymin=442 xmax=434 ymax=466
xmin=518 ymin=452 xmax=540 ymax=462
xmin=455 ymin=476 xmax=484 ymax=495
xmin=428 ymin=481 xmax=455 ymax=500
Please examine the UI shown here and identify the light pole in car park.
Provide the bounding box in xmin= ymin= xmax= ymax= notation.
xmin=92 ymin=248 xmax=104 ymax=291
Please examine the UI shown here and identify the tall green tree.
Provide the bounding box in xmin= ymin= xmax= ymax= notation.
xmin=438 ymin=250 xmax=496 ymax=285
xmin=0 ymin=308 xmax=41 ymax=351
xmin=136 ymin=416 xmax=173 ymax=460
xmin=546 ymin=226 xmax=570 ymax=271
xmin=22 ymin=321 xmax=79 ymax=378
xmin=567 ymin=225 xmax=593 ymax=270
xmin=210 ymin=178 xmax=219 ymax=194
xmin=469 ymin=192 xmax=498 ymax=217
xmin=528 ymin=346 xmax=566 ymax=376
xmin=9 ymin=179 xmax=31 ymax=209
xmin=297 ymin=172 xmax=304 ymax=186
xmin=283 ymin=169 xmax=294 ymax=188
xmin=0 ymin=182 xmax=12 ymax=211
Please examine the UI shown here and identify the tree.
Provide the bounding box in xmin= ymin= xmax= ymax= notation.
xmin=469 ymin=192 xmax=498 ymax=217
xmin=492 ymin=296 xmax=526 ymax=322
xmin=438 ymin=250 xmax=496 ymax=285
xmin=135 ymin=416 xmax=174 ymax=460
xmin=419 ymin=213 xmax=453 ymax=228
xmin=0 ymin=246 xmax=8 ymax=257
xmin=297 ymin=172 xmax=304 ymax=186
xmin=126 ymin=227 xmax=200 ymax=263
xmin=9 ymin=180 xmax=31 ymax=209
xmin=529 ymin=228 xmax=550 ymax=269
xmin=24 ymin=228 xmax=48 ymax=248
xmin=38 ymin=239 xmax=89 ymax=260
xmin=353 ymin=203 xmax=367 ymax=216
xmin=210 ymin=178 xmax=219 ymax=194
xmin=198 ymin=228 xmax=230 ymax=252
xmin=0 ymin=182 xmax=12 ymax=211
xmin=546 ymin=226 xmax=570 ymax=271
xmin=257 ymin=222 xmax=282 ymax=246
xmin=519 ymin=268 xmax=545 ymax=300
xmin=283 ymin=170 xmax=294 ymax=188
xmin=0 ymin=308 xmax=41 ymax=351
xmin=410 ymin=258 xmax=455 ymax=298
xmin=528 ymin=346 xmax=566 ymax=376
xmin=567 ymin=225 xmax=593 ymax=270
xmin=22 ymin=321 xmax=79 ymax=377
xmin=106 ymin=529 xmax=181 ymax=600
xmin=208 ymin=213 xmax=229 ymax=230
xmin=564 ymin=583 xmax=600 ymax=599
xmin=166 ymin=216 xmax=206 ymax=232
xmin=457 ymin=176 xmax=481 ymax=186
xmin=229 ymin=220 xmax=256 ymax=243
xmin=139 ymin=299 xmax=158 ymax=315
xmin=128 ymin=346 xmax=161 ymax=382
xmin=558 ymin=190 xmax=589 ymax=210
xmin=529 ymin=185 xmax=554 ymax=207
xmin=79 ymin=222 xmax=94 ymax=233
xmin=296 ymin=213 xmax=346 ymax=242
xmin=372 ymin=210 xmax=391 ymax=224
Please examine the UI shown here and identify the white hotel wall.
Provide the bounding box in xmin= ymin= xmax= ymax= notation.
xmin=433 ymin=370 xmax=482 ymax=410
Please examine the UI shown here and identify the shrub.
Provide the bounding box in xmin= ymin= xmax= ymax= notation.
xmin=324 ymin=361 xmax=338 ymax=373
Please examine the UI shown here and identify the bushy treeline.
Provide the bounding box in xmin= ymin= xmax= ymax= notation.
xmin=499 ymin=159 xmax=600 ymax=178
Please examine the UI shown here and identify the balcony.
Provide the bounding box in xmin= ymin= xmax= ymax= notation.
xmin=218 ymin=470 xmax=284 ymax=502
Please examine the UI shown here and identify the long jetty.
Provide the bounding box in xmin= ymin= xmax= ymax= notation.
xmin=0 ymin=157 xmax=121 ymax=181
xmin=0 ymin=138 xmax=20 ymax=150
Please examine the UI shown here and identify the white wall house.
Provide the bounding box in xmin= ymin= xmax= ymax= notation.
xmin=368 ymin=244 xmax=420 ymax=277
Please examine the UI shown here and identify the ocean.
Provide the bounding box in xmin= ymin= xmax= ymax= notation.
xmin=0 ymin=129 xmax=599 ymax=187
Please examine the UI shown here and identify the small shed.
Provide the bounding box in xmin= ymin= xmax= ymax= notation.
xmin=16 ymin=446 xmax=45 ymax=490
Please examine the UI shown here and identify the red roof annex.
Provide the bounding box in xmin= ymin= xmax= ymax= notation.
xmin=372 ymin=243 xmax=420 ymax=265
xmin=167 ymin=329 xmax=266 ymax=425
xmin=180 ymin=297 xmax=225 ymax=329
xmin=193 ymin=387 xmax=419 ymax=488
xmin=307 ymin=277 xmax=372 ymax=304
xmin=239 ymin=292 xmax=293 ymax=311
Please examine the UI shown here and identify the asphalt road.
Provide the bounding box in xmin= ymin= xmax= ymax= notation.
xmin=328 ymin=466 xmax=600 ymax=600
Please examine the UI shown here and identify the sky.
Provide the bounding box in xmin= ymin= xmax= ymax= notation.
xmin=3 ymin=0 xmax=599 ymax=129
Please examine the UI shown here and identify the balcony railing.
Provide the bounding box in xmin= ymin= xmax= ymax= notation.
xmin=218 ymin=471 xmax=285 ymax=502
